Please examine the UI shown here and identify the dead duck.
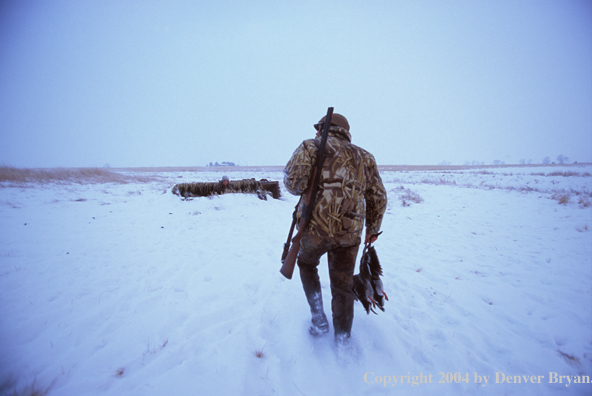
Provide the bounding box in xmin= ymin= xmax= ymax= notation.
xmin=353 ymin=273 xmax=375 ymax=314
xmin=352 ymin=244 xmax=379 ymax=314
xmin=367 ymin=245 xmax=389 ymax=311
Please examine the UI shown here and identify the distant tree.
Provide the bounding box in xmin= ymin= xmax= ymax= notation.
xmin=209 ymin=162 xmax=213 ymax=167
xmin=556 ymin=154 xmax=569 ymax=164
xmin=492 ymin=160 xmax=505 ymax=165
xmin=542 ymin=156 xmax=551 ymax=165
xmin=439 ymin=160 xmax=451 ymax=166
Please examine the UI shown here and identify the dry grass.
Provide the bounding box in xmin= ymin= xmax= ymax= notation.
xmin=254 ymin=342 xmax=267 ymax=358
xmin=559 ymin=195 xmax=570 ymax=205
xmin=393 ymin=186 xmax=424 ymax=206
xmin=0 ymin=375 xmax=54 ymax=396
xmin=425 ymin=178 xmax=456 ymax=186
xmin=552 ymin=193 xmax=571 ymax=205
xmin=578 ymin=196 xmax=591 ymax=208
xmin=114 ymin=165 xmax=285 ymax=173
xmin=557 ymin=350 xmax=581 ymax=367
xmin=546 ymin=171 xmax=585 ymax=177
xmin=550 ymin=192 xmax=592 ymax=206
xmin=145 ymin=339 xmax=168 ymax=355
xmin=0 ymin=167 xmax=158 ymax=186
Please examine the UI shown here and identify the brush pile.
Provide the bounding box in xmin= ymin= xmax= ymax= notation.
xmin=172 ymin=179 xmax=281 ymax=200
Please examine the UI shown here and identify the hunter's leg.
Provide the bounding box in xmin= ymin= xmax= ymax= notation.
xmin=328 ymin=244 xmax=359 ymax=341
xmin=297 ymin=234 xmax=330 ymax=335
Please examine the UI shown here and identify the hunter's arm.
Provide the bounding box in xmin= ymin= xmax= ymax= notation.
xmin=283 ymin=139 xmax=318 ymax=196
xmin=364 ymin=154 xmax=388 ymax=236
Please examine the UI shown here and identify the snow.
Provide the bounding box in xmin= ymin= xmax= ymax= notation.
xmin=1 ymin=165 xmax=591 ymax=396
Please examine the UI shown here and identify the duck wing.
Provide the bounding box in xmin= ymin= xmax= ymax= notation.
xmin=352 ymin=245 xmax=378 ymax=314
xmin=367 ymin=245 xmax=389 ymax=311
xmin=368 ymin=246 xmax=383 ymax=278
xmin=352 ymin=274 xmax=374 ymax=314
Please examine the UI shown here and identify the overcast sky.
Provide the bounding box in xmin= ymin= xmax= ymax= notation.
xmin=1 ymin=0 xmax=590 ymax=168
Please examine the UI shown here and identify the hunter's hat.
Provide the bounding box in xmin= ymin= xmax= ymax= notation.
xmin=314 ymin=113 xmax=350 ymax=132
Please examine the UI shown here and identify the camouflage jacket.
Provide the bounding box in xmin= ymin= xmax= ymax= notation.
xmin=214 ymin=181 xmax=234 ymax=195
xmin=283 ymin=126 xmax=387 ymax=243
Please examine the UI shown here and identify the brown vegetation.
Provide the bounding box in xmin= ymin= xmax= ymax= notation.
xmin=0 ymin=166 xmax=158 ymax=186
xmin=0 ymin=375 xmax=54 ymax=396
xmin=392 ymin=186 xmax=424 ymax=206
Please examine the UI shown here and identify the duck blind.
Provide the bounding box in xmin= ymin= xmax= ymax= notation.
xmin=172 ymin=179 xmax=281 ymax=200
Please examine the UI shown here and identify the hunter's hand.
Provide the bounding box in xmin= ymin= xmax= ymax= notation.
xmin=365 ymin=231 xmax=383 ymax=244
xmin=365 ymin=234 xmax=378 ymax=244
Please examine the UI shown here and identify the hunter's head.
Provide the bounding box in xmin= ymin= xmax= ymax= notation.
xmin=222 ymin=175 xmax=229 ymax=186
xmin=314 ymin=113 xmax=350 ymax=137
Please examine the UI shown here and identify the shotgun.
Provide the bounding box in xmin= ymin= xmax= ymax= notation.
xmin=280 ymin=107 xmax=333 ymax=279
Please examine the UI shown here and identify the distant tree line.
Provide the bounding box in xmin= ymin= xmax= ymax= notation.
xmin=543 ymin=155 xmax=571 ymax=165
xmin=207 ymin=162 xmax=236 ymax=167
xmin=441 ymin=154 xmax=577 ymax=166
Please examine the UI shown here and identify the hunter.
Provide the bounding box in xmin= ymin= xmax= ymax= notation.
xmin=283 ymin=112 xmax=387 ymax=344
xmin=215 ymin=175 xmax=232 ymax=195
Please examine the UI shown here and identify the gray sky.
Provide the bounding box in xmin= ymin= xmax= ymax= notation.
xmin=1 ymin=0 xmax=591 ymax=168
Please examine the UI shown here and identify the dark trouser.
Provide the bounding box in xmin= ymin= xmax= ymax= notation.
xmin=297 ymin=233 xmax=359 ymax=338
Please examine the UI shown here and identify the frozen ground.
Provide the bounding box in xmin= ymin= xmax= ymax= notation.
xmin=0 ymin=164 xmax=591 ymax=396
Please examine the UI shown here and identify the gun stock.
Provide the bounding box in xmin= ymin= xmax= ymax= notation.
xmin=279 ymin=220 xmax=306 ymax=279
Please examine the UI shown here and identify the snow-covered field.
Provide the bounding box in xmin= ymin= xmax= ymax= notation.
xmin=1 ymin=164 xmax=591 ymax=396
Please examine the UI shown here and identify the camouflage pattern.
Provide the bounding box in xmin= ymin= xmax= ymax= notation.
xmin=286 ymin=122 xmax=387 ymax=339
xmin=214 ymin=180 xmax=234 ymax=195
xmin=284 ymin=126 xmax=387 ymax=243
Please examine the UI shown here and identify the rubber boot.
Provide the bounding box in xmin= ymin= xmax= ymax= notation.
xmin=299 ymin=262 xmax=329 ymax=336
xmin=332 ymin=291 xmax=354 ymax=342
xmin=327 ymin=246 xmax=357 ymax=342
